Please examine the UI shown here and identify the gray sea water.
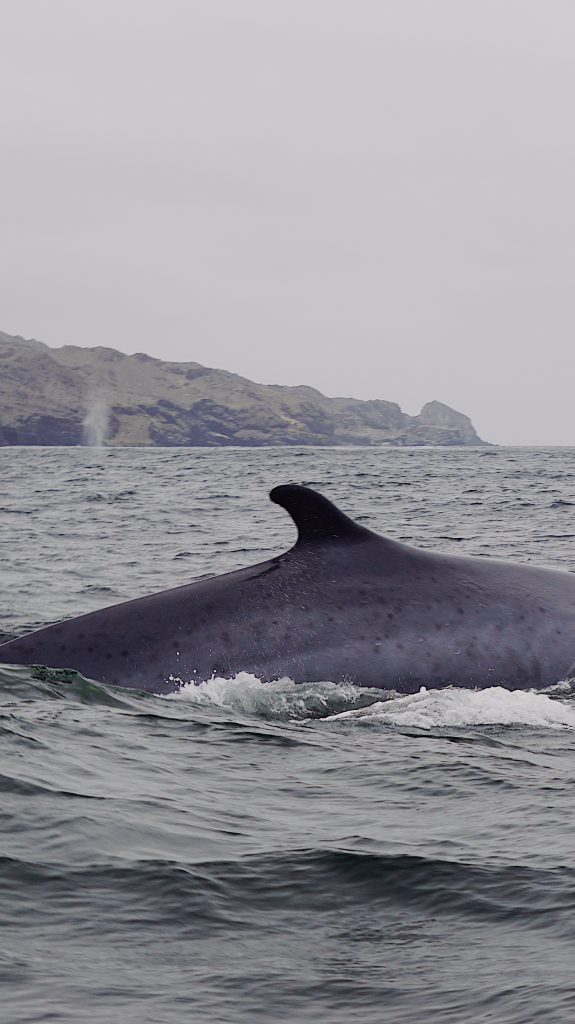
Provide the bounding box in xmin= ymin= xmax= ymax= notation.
xmin=2 ymin=445 xmax=575 ymax=1024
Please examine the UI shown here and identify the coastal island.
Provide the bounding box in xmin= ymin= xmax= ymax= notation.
xmin=0 ymin=331 xmax=486 ymax=447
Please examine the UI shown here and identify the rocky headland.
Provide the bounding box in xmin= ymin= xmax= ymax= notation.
xmin=0 ymin=331 xmax=486 ymax=447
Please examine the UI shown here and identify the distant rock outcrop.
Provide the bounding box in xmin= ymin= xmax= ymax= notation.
xmin=0 ymin=331 xmax=487 ymax=447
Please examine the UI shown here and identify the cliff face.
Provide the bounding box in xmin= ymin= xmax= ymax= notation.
xmin=0 ymin=331 xmax=487 ymax=447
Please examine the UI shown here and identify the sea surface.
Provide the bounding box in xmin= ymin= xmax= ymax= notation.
xmin=2 ymin=445 xmax=575 ymax=1024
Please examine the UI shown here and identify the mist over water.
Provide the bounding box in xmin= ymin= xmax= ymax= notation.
xmin=1 ymin=445 xmax=575 ymax=1023
xmin=81 ymin=398 xmax=109 ymax=447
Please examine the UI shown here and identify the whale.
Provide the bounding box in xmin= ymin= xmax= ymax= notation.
xmin=1 ymin=483 xmax=575 ymax=693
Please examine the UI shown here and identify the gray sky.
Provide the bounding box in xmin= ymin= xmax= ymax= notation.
xmin=1 ymin=1 xmax=574 ymax=444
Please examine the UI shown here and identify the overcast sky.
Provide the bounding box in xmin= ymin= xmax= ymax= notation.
xmin=1 ymin=1 xmax=574 ymax=444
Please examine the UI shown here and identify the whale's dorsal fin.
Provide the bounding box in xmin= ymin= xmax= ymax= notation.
xmin=270 ymin=484 xmax=375 ymax=546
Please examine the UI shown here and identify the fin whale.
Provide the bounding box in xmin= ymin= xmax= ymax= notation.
xmin=1 ymin=484 xmax=575 ymax=693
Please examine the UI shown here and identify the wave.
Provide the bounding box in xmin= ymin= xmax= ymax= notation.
xmin=1 ymin=849 xmax=572 ymax=937
xmin=168 ymin=674 xmax=575 ymax=731
xmin=3 ymin=661 xmax=575 ymax=732
xmin=166 ymin=673 xmax=373 ymax=720
xmin=0 ymin=663 xmax=159 ymax=712
xmin=324 ymin=684 xmax=575 ymax=730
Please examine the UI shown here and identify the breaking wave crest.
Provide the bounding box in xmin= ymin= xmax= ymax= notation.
xmin=165 ymin=673 xmax=372 ymax=720
xmin=167 ymin=674 xmax=575 ymax=730
xmin=324 ymin=684 xmax=575 ymax=729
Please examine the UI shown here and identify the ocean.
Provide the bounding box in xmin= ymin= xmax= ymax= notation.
xmin=1 ymin=445 xmax=575 ymax=1024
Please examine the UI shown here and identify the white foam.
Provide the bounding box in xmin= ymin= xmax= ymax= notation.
xmin=324 ymin=685 xmax=575 ymax=730
xmin=162 ymin=674 xmax=575 ymax=730
xmin=163 ymin=672 xmax=362 ymax=719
